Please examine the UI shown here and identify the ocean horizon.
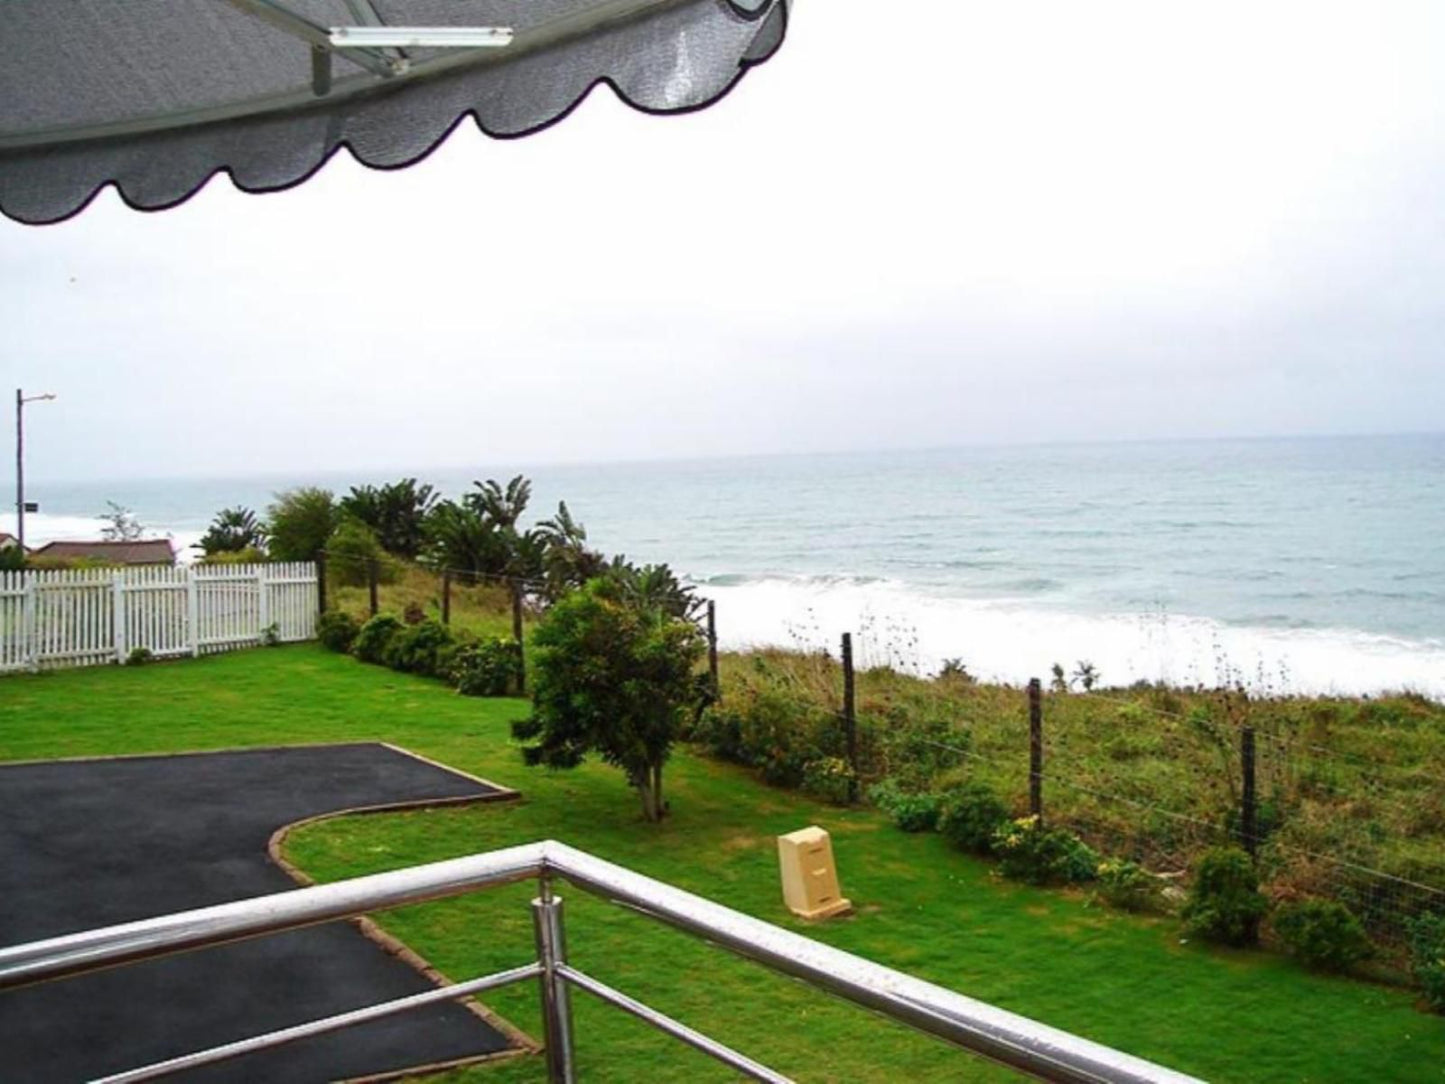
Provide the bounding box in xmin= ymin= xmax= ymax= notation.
xmin=8 ymin=433 xmax=1444 ymax=699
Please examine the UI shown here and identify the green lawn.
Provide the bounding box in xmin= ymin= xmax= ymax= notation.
xmin=1 ymin=646 xmax=1440 ymax=1083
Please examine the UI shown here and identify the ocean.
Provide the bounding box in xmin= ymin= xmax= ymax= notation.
xmin=9 ymin=434 xmax=1444 ymax=699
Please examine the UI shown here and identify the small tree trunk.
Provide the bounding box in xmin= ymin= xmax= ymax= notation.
xmin=635 ymin=773 xmax=660 ymax=823
xmin=652 ymin=761 xmax=665 ymax=820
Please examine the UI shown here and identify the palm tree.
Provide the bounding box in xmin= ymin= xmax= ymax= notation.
xmin=197 ymin=506 xmax=265 ymax=554
xmin=465 ymin=475 xmax=531 ymax=530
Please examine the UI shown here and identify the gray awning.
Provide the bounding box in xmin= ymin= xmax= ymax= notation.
xmin=0 ymin=0 xmax=788 ymax=225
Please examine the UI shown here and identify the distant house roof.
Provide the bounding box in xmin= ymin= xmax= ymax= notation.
xmin=0 ymin=532 xmax=17 ymax=550
xmin=31 ymin=539 xmax=176 ymax=565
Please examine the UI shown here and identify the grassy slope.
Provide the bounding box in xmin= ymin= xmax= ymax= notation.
xmin=714 ymin=649 xmax=1445 ymax=908
xmin=0 ymin=647 xmax=1439 ymax=1083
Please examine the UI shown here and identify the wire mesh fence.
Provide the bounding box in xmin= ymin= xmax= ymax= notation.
xmin=712 ymin=633 xmax=1445 ymax=951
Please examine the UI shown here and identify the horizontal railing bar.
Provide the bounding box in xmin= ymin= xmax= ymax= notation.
xmin=546 ymin=843 xmax=1200 ymax=1084
xmin=558 ymin=963 xmax=793 ymax=1084
xmin=0 ymin=842 xmax=547 ymax=990
xmin=0 ymin=841 xmax=1201 ymax=1084
xmin=94 ymin=962 xmax=542 ymax=1084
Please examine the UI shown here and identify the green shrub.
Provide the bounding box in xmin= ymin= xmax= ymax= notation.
xmin=1274 ymin=899 xmax=1371 ymax=972
xmin=868 ymin=780 xmax=943 ymax=833
xmin=266 ymin=487 xmax=337 ymax=562
xmin=326 ymin=518 xmax=398 ymax=588
xmin=125 ymin=646 xmax=153 ymax=667
xmin=733 ymin=687 xmax=827 ymax=789
xmin=317 ymin=611 xmax=360 ymax=653
xmin=1182 ymin=847 xmax=1268 ymax=946
xmin=939 ymin=783 xmax=1010 ymax=855
xmin=1095 ymin=858 xmax=1162 ymax=912
xmin=802 ymin=756 xmax=856 ymax=805
xmin=384 ymin=619 xmax=453 ymax=677
xmin=993 ymin=816 xmax=1099 ymax=885
xmin=352 ymin=614 xmax=404 ymax=665
xmin=452 ymin=638 xmax=524 ymax=697
xmin=689 ymin=705 xmax=751 ymax=763
xmin=195 ymin=546 xmax=268 ymax=566
xmin=1408 ymin=912 xmax=1445 ymax=1013
xmin=877 ymin=709 xmax=967 ymax=792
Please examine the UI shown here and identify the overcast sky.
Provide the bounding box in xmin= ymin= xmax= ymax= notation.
xmin=4 ymin=0 xmax=1445 ymax=484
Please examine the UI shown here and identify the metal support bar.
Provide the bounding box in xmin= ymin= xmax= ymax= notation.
xmin=310 ymin=45 xmax=332 ymax=96
xmin=558 ymin=964 xmax=792 ymax=1084
xmin=222 ymin=0 xmax=405 ymax=78
xmin=0 ymin=842 xmax=547 ymax=990
xmin=329 ymin=26 xmax=513 ymax=49
xmin=532 ymin=896 xmax=576 ymax=1084
xmin=93 ymin=963 xmax=541 ymax=1084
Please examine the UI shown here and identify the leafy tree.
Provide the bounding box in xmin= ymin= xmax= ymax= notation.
xmin=465 ymin=475 xmax=531 ymax=530
xmin=327 ymin=518 xmax=394 ymax=586
xmin=513 ymin=575 xmax=706 ymax=822
xmin=535 ymin=502 xmax=608 ymax=601
xmin=0 ymin=545 xmax=24 ymax=571
xmin=423 ymin=500 xmax=509 ymax=577
xmin=1050 ymin=662 xmax=1068 ymax=693
xmin=266 ymin=488 xmax=337 ymax=562
xmin=602 ymin=558 xmax=702 ymax=620
xmin=100 ymin=501 xmax=145 ymax=542
xmin=197 ymin=506 xmax=265 ymax=555
xmin=1072 ymin=660 xmax=1100 ymax=691
xmin=339 ymin=479 xmax=437 ymax=559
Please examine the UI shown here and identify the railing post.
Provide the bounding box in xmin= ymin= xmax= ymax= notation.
xmin=531 ymin=891 xmax=576 ymax=1084
xmin=367 ymin=559 xmax=379 ymax=617
xmin=441 ymin=569 xmax=452 ymax=626
xmin=1028 ymin=678 xmax=1043 ymax=821
xmin=841 ymin=632 xmax=858 ymax=803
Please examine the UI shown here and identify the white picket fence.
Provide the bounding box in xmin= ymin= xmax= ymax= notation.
xmin=0 ymin=562 xmax=318 ymax=674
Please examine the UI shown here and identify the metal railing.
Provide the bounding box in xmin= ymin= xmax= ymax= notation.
xmin=0 ymin=840 xmax=1203 ymax=1084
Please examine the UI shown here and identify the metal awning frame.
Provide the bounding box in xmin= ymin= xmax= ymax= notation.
xmin=0 ymin=0 xmax=776 ymax=152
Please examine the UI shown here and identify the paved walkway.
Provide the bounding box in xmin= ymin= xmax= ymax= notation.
xmin=0 ymin=743 xmax=519 ymax=1082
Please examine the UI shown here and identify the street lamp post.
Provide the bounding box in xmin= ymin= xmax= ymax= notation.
xmin=15 ymin=389 xmax=57 ymax=552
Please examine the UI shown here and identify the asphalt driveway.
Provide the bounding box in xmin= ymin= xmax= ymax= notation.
xmin=0 ymin=742 xmax=520 ymax=1082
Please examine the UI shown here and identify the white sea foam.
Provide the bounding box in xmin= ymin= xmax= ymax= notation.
xmin=692 ymin=575 xmax=1445 ymax=700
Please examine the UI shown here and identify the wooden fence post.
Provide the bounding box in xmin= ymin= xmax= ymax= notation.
xmin=367 ymin=559 xmax=379 ymax=617
xmin=1240 ymin=725 xmax=1258 ymax=857
xmin=442 ymin=569 xmax=452 ymax=626
xmin=706 ymin=599 xmax=719 ymax=698
xmin=1029 ymin=678 xmax=1044 ymax=821
xmin=187 ymin=569 xmax=200 ymax=657
xmin=511 ymin=581 xmax=526 ymax=693
xmin=256 ymin=566 xmax=270 ymax=643
xmin=22 ymin=574 xmax=38 ymax=672
xmin=111 ymin=572 xmax=126 ymax=665
xmin=315 ymin=555 xmax=328 ymax=616
xmin=842 ymin=632 xmax=858 ymax=803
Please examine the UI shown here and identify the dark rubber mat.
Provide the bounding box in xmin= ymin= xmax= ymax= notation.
xmin=0 ymin=743 xmax=519 ymax=1082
